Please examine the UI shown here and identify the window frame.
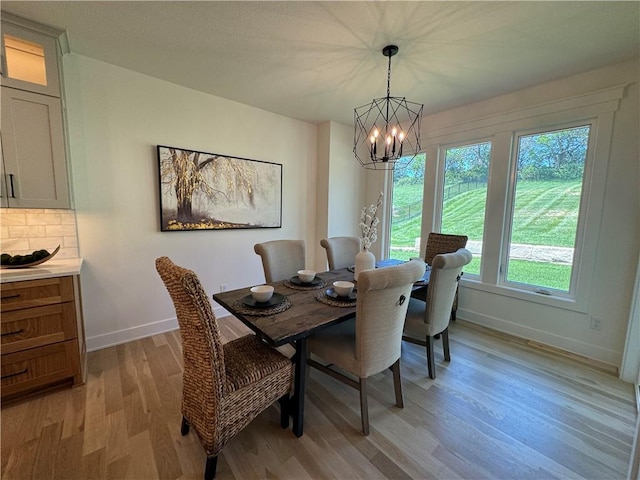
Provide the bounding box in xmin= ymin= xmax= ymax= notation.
xmin=435 ymin=137 xmax=494 ymax=279
xmin=412 ymin=85 xmax=624 ymax=314
xmin=500 ymin=120 xmax=596 ymax=297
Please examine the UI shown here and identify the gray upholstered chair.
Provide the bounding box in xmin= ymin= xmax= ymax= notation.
xmin=413 ymin=232 xmax=469 ymax=321
xmin=403 ymin=248 xmax=473 ymax=379
xmin=320 ymin=236 xmax=361 ymax=270
xmin=155 ymin=257 xmax=293 ymax=480
xmin=254 ymin=239 xmax=305 ymax=283
xmin=306 ymin=259 xmax=425 ymax=435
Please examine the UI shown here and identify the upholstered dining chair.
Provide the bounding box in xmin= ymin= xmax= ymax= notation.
xmin=254 ymin=239 xmax=305 ymax=283
xmin=306 ymin=259 xmax=425 ymax=435
xmin=414 ymin=232 xmax=469 ymax=321
xmin=320 ymin=236 xmax=361 ymax=270
xmin=155 ymin=257 xmax=292 ymax=480
xmin=403 ymin=248 xmax=473 ymax=379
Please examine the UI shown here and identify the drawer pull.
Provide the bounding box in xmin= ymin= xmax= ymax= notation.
xmin=1 ymin=368 xmax=28 ymax=380
xmin=1 ymin=328 xmax=24 ymax=337
xmin=1 ymin=294 xmax=21 ymax=300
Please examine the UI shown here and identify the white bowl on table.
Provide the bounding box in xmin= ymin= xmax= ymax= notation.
xmin=333 ymin=281 xmax=354 ymax=297
xmin=250 ymin=285 xmax=274 ymax=303
xmin=297 ymin=270 xmax=316 ymax=283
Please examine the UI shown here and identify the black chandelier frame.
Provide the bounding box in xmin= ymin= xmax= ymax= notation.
xmin=353 ymin=45 xmax=423 ymax=171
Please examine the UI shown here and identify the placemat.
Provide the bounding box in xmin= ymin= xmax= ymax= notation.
xmin=231 ymin=296 xmax=292 ymax=316
xmin=315 ymin=291 xmax=356 ymax=307
xmin=283 ymin=279 xmax=326 ymax=290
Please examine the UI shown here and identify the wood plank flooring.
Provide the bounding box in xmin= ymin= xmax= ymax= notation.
xmin=1 ymin=317 xmax=636 ymax=479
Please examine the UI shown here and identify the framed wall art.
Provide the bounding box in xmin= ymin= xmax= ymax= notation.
xmin=157 ymin=145 xmax=282 ymax=231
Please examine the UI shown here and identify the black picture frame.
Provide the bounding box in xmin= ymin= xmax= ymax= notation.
xmin=157 ymin=145 xmax=282 ymax=231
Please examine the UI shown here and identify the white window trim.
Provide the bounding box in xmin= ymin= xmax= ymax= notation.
xmin=419 ymin=85 xmax=625 ymax=314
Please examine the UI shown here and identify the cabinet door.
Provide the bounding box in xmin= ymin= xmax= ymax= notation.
xmin=0 ymin=21 xmax=60 ymax=97
xmin=1 ymin=87 xmax=69 ymax=208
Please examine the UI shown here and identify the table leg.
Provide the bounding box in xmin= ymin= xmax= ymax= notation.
xmin=292 ymin=337 xmax=307 ymax=437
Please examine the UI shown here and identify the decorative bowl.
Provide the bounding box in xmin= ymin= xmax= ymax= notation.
xmin=1 ymin=245 xmax=61 ymax=269
xmin=250 ymin=285 xmax=274 ymax=303
xmin=333 ymin=281 xmax=354 ymax=297
xmin=297 ymin=270 xmax=316 ymax=283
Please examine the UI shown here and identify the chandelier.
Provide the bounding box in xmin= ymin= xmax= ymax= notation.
xmin=353 ymin=45 xmax=423 ymax=170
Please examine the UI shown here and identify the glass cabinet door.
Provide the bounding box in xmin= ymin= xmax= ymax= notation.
xmin=1 ymin=21 xmax=60 ymax=97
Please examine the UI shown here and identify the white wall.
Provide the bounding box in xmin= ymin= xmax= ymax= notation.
xmin=419 ymin=59 xmax=639 ymax=368
xmin=315 ymin=121 xmax=364 ymax=269
xmin=62 ymin=54 xmax=322 ymax=350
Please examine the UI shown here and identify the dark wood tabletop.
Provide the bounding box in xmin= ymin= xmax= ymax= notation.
xmin=213 ymin=268 xmax=357 ymax=346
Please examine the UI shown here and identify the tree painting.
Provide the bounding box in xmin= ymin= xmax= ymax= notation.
xmin=157 ymin=146 xmax=282 ymax=231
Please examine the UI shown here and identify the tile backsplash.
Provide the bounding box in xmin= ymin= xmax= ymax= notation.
xmin=0 ymin=208 xmax=79 ymax=258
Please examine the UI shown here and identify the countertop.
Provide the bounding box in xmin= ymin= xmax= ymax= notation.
xmin=0 ymin=258 xmax=83 ymax=283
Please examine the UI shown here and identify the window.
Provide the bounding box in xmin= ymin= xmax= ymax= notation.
xmin=389 ymin=153 xmax=425 ymax=261
xmin=504 ymin=125 xmax=590 ymax=293
xmin=440 ymin=141 xmax=491 ymax=275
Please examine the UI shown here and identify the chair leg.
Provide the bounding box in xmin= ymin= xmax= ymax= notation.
xmin=180 ymin=416 xmax=190 ymax=436
xmin=391 ymin=359 xmax=404 ymax=408
xmin=359 ymin=377 xmax=370 ymax=436
xmin=278 ymin=394 xmax=290 ymax=429
xmin=204 ymin=456 xmax=218 ymax=480
xmin=425 ymin=335 xmax=436 ymax=379
xmin=442 ymin=328 xmax=451 ymax=362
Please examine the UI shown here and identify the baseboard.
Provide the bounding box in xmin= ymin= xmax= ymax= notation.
xmin=458 ymin=308 xmax=621 ymax=370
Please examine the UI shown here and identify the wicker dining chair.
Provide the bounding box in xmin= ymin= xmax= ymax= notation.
xmin=155 ymin=257 xmax=293 ymax=480
xmin=254 ymin=239 xmax=305 ymax=283
xmin=414 ymin=232 xmax=469 ymax=321
xmin=307 ymin=260 xmax=425 ymax=435
xmin=320 ymin=236 xmax=361 ymax=270
xmin=403 ymin=248 xmax=473 ymax=379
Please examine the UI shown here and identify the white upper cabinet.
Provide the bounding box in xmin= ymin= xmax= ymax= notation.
xmin=1 ymin=20 xmax=60 ymax=97
xmin=1 ymin=87 xmax=69 ymax=208
xmin=0 ymin=16 xmax=70 ymax=209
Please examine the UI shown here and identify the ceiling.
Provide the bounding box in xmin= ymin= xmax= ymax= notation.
xmin=2 ymin=1 xmax=638 ymax=126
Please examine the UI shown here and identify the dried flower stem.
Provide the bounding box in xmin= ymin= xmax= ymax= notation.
xmin=359 ymin=192 xmax=383 ymax=251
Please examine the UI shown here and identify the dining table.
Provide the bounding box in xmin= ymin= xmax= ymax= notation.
xmin=212 ymin=263 xmax=429 ymax=437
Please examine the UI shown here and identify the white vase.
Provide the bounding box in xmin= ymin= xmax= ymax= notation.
xmin=354 ymin=250 xmax=376 ymax=281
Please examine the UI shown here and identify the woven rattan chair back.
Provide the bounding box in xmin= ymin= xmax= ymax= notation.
xmin=424 ymin=232 xmax=468 ymax=266
xmin=156 ymin=256 xmax=293 ymax=480
xmin=155 ymin=257 xmax=225 ymax=449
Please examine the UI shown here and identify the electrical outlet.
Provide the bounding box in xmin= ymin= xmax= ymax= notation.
xmin=590 ymin=317 xmax=602 ymax=330
xmin=220 ymin=284 xmax=228 ymax=292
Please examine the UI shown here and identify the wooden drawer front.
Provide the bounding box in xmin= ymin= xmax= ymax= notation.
xmin=1 ymin=340 xmax=79 ymax=398
xmin=1 ymin=303 xmax=77 ymax=354
xmin=1 ymin=277 xmax=74 ymax=312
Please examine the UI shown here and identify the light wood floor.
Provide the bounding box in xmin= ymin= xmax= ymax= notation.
xmin=1 ymin=317 xmax=636 ymax=480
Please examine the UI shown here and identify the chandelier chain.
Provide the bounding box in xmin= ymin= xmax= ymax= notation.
xmin=387 ymin=54 xmax=392 ymax=99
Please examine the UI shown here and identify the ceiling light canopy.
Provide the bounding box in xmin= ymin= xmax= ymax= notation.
xmin=353 ymin=45 xmax=423 ymax=171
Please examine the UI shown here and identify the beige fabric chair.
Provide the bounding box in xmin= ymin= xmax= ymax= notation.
xmin=254 ymin=239 xmax=305 ymax=283
xmin=403 ymin=248 xmax=473 ymax=379
xmin=320 ymin=236 xmax=361 ymax=270
xmin=414 ymin=232 xmax=469 ymax=321
xmin=307 ymin=259 xmax=425 ymax=435
xmin=155 ymin=257 xmax=292 ymax=480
